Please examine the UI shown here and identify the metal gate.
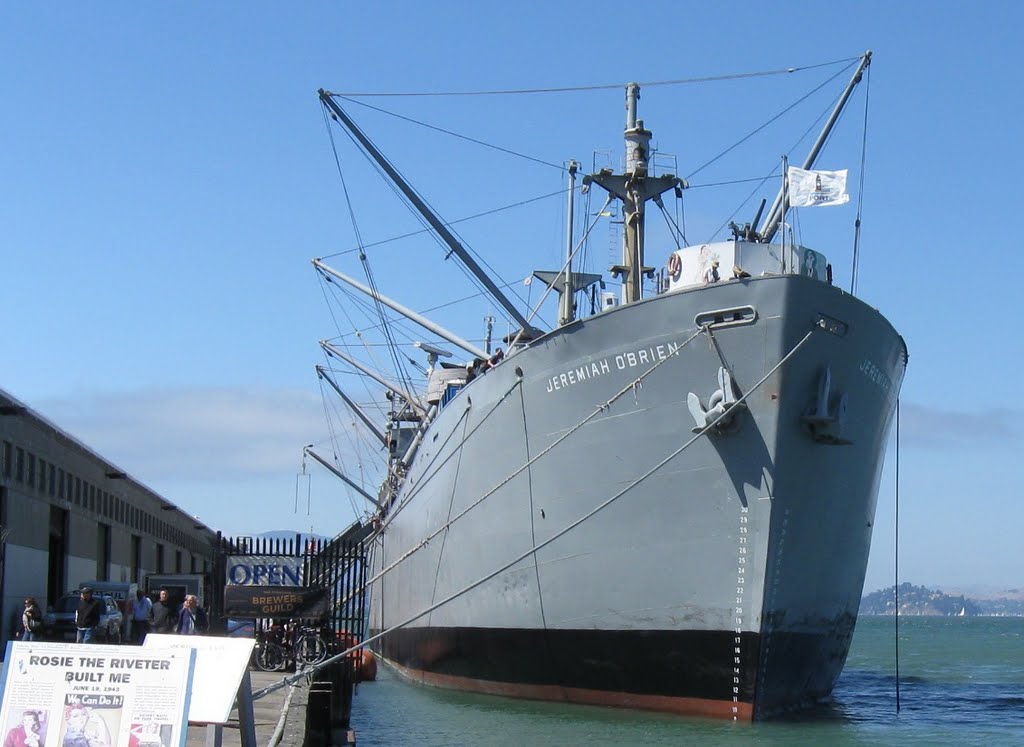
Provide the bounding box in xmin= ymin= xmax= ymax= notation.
xmin=210 ymin=525 xmax=369 ymax=733
xmin=212 ymin=527 xmax=368 ymax=643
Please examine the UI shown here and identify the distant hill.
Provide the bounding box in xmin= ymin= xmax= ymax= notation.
xmin=936 ymin=585 xmax=1024 ymax=602
xmin=255 ymin=530 xmax=330 ymax=543
xmin=861 ymin=582 xmax=983 ymax=616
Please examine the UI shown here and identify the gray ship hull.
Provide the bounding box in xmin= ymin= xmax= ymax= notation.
xmin=368 ymin=273 xmax=906 ymax=720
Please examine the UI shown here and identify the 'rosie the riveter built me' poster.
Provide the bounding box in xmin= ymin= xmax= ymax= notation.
xmin=0 ymin=642 xmax=194 ymax=747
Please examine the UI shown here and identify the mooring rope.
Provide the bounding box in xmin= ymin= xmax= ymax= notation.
xmin=251 ymin=323 xmax=820 ymax=701
xmin=366 ymin=323 xmax=704 ymax=591
xmin=895 ymin=396 xmax=901 ymax=713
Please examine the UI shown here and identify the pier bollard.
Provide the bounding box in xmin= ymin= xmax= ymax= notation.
xmin=303 ymin=655 xmax=356 ymax=746
xmin=328 ymin=655 xmax=356 ymax=742
xmin=304 ymin=678 xmax=334 ymax=747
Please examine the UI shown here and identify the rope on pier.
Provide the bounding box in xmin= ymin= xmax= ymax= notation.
xmin=366 ymin=323 xmax=704 ymax=591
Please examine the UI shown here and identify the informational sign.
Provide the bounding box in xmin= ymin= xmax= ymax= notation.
xmin=223 ymin=586 xmax=328 ymax=619
xmin=0 ymin=642 xmax=194 ymax=747
xmin=142 ymin=635 xmax=254 ymax=724
xmin=225 ymin=556 xmax=304 ymax=586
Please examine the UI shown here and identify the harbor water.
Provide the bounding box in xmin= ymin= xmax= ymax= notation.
xmin=349 ymin=617 xmax=1024 ymax=745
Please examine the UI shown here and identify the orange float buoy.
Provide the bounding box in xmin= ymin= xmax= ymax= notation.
xmin=336 ymin=629 xmax=377 ymax=681
xmin=358 ymin=648 xmax=377 ymax=681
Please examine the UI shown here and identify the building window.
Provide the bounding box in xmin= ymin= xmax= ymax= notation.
xmin=190 ymin=555 xmax=197 ymax=573
xmin=156 ymin=544 xmax=165 ymax=573
xmin=1 ymin=441 xmax=11 ymax=478
xmin=27 ymin=453 xmax=36 ymax=488
xmin=38 ymin=459 xmax=47 ymax=494
xmin=175 ymin=550 xmax=183 ymax=573
xmin=131 ymin=535 xmax=141 ymax=583
xmin=15 ymin=448 xmax=24 ymax=483
xmin=88 ymin=484 xmax=95 ymax=511
xmin=58 ymin=469 xmax=65 ymax=499
xmin=75 ymin=477 xmax=82 ymax=505
xmin=49 ymin=465 xmax=56 ymax=497
xmin=97 ymin=523 xmax=111 ymax=582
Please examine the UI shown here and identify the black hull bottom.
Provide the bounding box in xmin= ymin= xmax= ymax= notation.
xmin=374 ymin=626 xmax=848 ymax=721
xmin=377 ymin=626 xmax=759 ymax=720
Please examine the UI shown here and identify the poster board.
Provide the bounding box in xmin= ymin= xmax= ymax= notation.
xmin=142 ymin=635 xmax=254 ymax=724
xmin=0 ymin=642 xmax=194 ymax=747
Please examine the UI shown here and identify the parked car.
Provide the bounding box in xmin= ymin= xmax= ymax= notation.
xmin=43 ymin=591 xmax=124 ymax=643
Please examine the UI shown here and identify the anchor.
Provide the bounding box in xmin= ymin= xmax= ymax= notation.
xmin=801 ymin=366 xmax=851 ymax=444
xmin=687 ymin=366 xmax=746 ymax=434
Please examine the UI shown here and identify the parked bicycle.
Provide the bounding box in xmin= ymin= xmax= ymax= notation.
xmin=254 ymin=621 xmax=328 ymax=672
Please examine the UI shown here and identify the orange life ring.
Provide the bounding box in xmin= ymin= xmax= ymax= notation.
xmin=667 ymin=253 xmax=682 ymax=278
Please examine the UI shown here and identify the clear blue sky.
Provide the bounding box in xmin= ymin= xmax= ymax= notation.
xmin=2 ymin=3 xmax=1021 ymax=594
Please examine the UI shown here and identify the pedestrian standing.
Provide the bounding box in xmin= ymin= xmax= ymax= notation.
xmin=175 ymin=595 xmax=208 ymax=635
xmin=75 ymin=588 xmax=103 ymax=643
xmin=149 ymin=590 xmax=176 ymax=635
xmin=19 ymin=598 xmax=43 ymax=642
xmin=131 ymin=589 xmax=152 ymax=644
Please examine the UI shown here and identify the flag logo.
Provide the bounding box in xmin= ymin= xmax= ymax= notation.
xmin=788 ymin=166 xmax=850 ymax=208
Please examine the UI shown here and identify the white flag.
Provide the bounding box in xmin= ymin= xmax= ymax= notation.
xmin=787 ymin=166 xmax=850 ymax=208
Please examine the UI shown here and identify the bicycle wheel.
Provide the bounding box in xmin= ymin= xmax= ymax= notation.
xmin=256 ymin=642 xmax=287 ymax=672
xmin=293 ymin=634 xmax=327 ymax=665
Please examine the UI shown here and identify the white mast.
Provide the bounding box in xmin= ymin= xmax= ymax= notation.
xmin=559 ymin=161 xmax=578 ymax=326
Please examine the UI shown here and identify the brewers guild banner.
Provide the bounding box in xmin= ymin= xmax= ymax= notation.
xmin=223 ymin=586 xmax=328 ymax=618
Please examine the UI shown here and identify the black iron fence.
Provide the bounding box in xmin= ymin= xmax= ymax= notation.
xmin=210 ymin=527 xmax=369 ymax=734
xmin=212 ymin=533 xmax=367 ymax=640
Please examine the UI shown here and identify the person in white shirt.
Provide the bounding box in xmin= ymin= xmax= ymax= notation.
xmin=131 ymin=589 xmax=153 ymax=644
xmin=703 ymin=259 xmax=720 ymax=284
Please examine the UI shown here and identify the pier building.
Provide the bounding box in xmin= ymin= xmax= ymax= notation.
xmin=0 ymin=386 xmax=218 ymax=641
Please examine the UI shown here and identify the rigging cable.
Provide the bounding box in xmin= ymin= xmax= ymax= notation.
xmin=702 ymin=83 xmax=848 ymax=244
xmin=676 ymin=183 xmax=688 ymax=247
xmin=895 ymin=397 xmax=902 ymax=713
xmin=317 ymin=273 xmax=422 ymax=414
xmin=326 ymin=57 xmax=861 ymax=98
xmin=315 ymin=378 xmax=371 ymax=520
xmin=508 ymin=194 xmax=614 ymax=349
xmin=656 ymin=199 xmax=686 ymax=250
xmin=330 ymin=62 xmax=857 ymax=269
xmin=252 ymin=323 xmax=823 ymax=700
xmin=327 ymin=277 xmax=525 ymax=346
xmin=321 ymin=105 xmax=422 ymax=396
xmin=317 ymin=188 xmax=572 ymax=260
xmin=315 ymin=274 xmax=397 ymax=475
xmin=851 ymin=64 xmax=872 ymax=296
xmin=685 ymin=61 xmax=856 ymax=181
xmin=705 ymin=172 xmax=778 ymax=244
xmin=326 ymin=107 xmax=530 ymax=333
xmin=324 ymin=105 xmax=501 ymax=318
xmin=333 ymin=95 xmax=564 ymax=171
xmin=578 ymin=181 xmax=595 ymax=312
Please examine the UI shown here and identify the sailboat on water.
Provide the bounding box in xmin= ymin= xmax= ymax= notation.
xmin=309 ymin=51 xmax=906 ymax=720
